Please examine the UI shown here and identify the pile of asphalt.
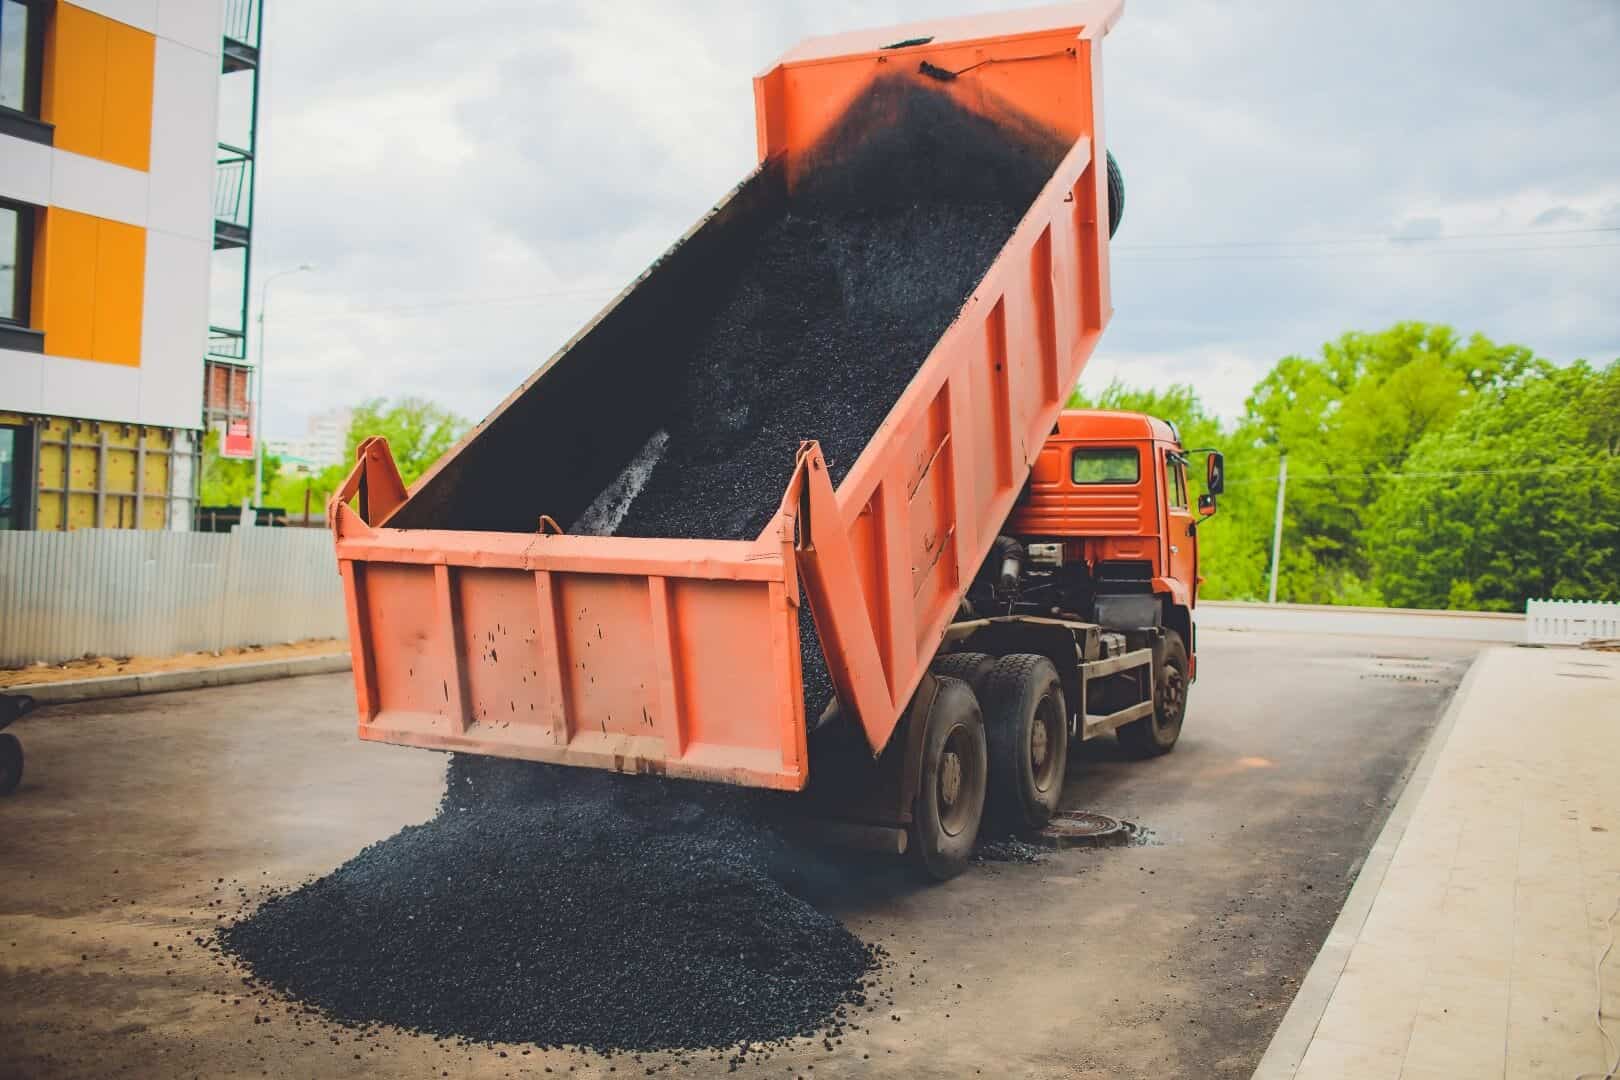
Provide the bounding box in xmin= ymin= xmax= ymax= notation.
xmin=219 ymin=762 xmax=883 ymax=1055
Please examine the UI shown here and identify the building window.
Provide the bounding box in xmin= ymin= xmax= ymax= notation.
xmin=1 ymin=197 xmax=37 ymax=326
xmin=0 ymin=423 xmax=31 ymax=530
xmin=0 ymin=0 xmax=47 ymax=119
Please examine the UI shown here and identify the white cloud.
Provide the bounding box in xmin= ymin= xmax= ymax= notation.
xmin=243 ymin=0 xmax=1620 ymax=438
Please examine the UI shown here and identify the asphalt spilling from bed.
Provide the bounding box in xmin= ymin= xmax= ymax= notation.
xmin=216 ymin=75 xmax=1067 ymax=1058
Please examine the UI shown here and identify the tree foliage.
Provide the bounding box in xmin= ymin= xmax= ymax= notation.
xmin=344 ymin=397 xmax=468 ymax=487
xmin=1366 ymin=359 xmax=1620 ymax=609
xmin=1069 ymin=322 xmax=1614 ymax=610
xmin=199 ymin=429 xmax=280 ymax=508
xmin=199 ymin=397 xmax=468 ymax=519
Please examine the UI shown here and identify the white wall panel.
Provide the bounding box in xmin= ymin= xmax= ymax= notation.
xmin=146 ymin=38 xmax=219 ymax=243
xmin=0 ymin=136 xmax=52 ymax=206
xmin=71 ymin=0 xmax=158 ymax=33
xmin=40 ymin=355 xmax=143 ymax=423
xmin=0 ymin=349 xmax=45 ymax=412
xmin=50 ymin=150 xmax=149 ymax=228
xmin=156 ymin=0 xmax=222 ymax=56
xmin=138 ymin=229 xmax=209 ymax=428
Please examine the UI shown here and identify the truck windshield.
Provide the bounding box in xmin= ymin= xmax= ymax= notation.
xmin=1072 ymin=447 xmax=1138 ymax=485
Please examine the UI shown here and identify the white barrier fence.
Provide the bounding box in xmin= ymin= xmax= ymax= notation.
xmin=1525 ymin=599 xmax=1620 ymax=646
xmin=0 ymin=528 xmax=346 ymax=668
xmin=1197 ymin=601 xmax=1526 ymax=642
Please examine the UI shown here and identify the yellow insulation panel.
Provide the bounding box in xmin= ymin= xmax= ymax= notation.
xmin=1 ymin=414 xmax=177 ymax=531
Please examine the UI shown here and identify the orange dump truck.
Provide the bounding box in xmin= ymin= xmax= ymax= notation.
xmin=329 ymin=2 xmax=1224 ymax=878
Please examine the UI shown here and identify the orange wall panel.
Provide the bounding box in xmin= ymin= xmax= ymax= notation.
xmin=36 ymin=209 xmax=146 ymax=367
xmin=42 ymin=3 xmax=110 ymax=161
xmin=40 ymin=3 xmax=154 ymax=172
xmin=38 ymin=209 xmax=100 ymax=361
xmin=92 ymin=220 xmax=145 ymax=367
xmin=100 ymin=18 xmax=155 ymax=172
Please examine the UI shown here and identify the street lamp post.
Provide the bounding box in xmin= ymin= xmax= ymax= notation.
xmin=251 ymin=264 xmax=314 ymax=509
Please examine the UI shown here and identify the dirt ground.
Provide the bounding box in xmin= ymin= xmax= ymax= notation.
xmin=0 ymin=638 xmax=347 ymax=688
xmin=0 ymin=629 xmax=1481 ymax=1078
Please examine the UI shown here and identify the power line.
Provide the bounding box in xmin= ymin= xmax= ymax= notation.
xmin=1221 ymin=458 xmax=1620 ymax=485
xmin=322 ymin=286 xmax=622 ymax=318
xmin=1114 ymin=241 xmax=1620 ymax=263
xmin=1113 ymin=225 xmax=1620 ymax=251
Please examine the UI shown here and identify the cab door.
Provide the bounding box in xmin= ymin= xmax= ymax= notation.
xmin=1161 ymin=447 xmax=1197 ymax=601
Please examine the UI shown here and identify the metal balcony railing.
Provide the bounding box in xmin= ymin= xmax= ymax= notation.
xmin=222 ymin=0 xmax=261 ymax=50
xmin=214 ymin=146 xmax=253 ymax=248
xmin=208 ymin=325 xmax=248 ymax=361
xmin=214 ymin=147 xmax=251 ymax=225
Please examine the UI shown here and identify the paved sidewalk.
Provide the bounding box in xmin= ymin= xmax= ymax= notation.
xmin=1256 ymin=645 xmax=1620 ymax=1080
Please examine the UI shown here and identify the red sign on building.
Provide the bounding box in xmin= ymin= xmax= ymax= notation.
xmin=221 ymin=419 xmax=254 ymax=459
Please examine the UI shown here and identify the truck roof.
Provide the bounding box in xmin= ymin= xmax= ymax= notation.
xmin=772 ymin=1 xmax=1124 ymax=68
xmin=1055 ymin=409 xmax=1180 ymax=444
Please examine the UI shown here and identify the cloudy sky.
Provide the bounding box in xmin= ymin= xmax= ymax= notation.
xmin=234 ymin=0 xmax=1620 ymax=440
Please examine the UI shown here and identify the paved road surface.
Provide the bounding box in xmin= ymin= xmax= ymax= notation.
xmin=0 ymin=630 xmax=1480 ymax=1078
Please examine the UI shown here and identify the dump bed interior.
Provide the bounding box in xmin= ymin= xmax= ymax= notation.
xmin=388 ymin=5 xmax=1115 ymax=538
xmin=331 ymin=2 xmax=1121 ymax=791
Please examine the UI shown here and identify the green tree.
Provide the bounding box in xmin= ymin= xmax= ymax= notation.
xmin=199 ymin=429 xmax=283 ymax=508
xmin=1366 ymin=359 xmax=1620 ymax=610
xmin=344 ymin=397 xmax=468 ymax=486
xmin=1237 ymin=322 xmax=1540 ymax=603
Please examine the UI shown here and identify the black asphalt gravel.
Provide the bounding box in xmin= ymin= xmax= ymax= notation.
xmin=613 ymin=75 xmax=1063 ymax=720
xmin=220 ymin=764 xmax=883 ymax=1055
xmin=218 ymin=76 xmax=1062 ymax=1057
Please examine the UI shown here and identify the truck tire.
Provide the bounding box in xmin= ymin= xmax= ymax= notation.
xmin=908 ymin=676 xmax=988 ymax=881
xmin=930 ymin=651 xmax=996 ymax=696
xmin=0 ymin=733 xmax=22 ymax=796
xmin=1118 ymin=629 xmax=1187 ymax=758
xmin=980 ymin=654 xmax=1068 ymax=831
xmin=1107 ymin=151 xmax=1125 ymax=239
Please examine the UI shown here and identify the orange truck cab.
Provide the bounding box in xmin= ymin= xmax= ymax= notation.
xmin=1001 ymin=409 xmax=1226 ymax=680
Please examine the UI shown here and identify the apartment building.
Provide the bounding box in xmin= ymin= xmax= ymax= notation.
xmin=0 ymin=0 xmax=262 ymax=530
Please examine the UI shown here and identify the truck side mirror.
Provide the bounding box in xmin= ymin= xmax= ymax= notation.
xmin=1206 ymin=451 xmax=1225 ymax=496
xmin=1198 ymin=493 xmax=1217 ymax=518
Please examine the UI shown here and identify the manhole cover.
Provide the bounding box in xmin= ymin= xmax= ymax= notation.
xmin=1038 ymin=810 xmax=1130 ymax=848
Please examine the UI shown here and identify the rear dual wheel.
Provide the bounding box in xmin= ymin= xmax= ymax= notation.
xmin=924 ymin=651 xmax=1071 ymax=836
xmin=908 ymin=676 xmax=988 ymax=881
xmin=980 ymin=654 xmax=1069 ymax=832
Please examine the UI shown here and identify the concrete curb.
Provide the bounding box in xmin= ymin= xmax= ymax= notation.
xmin=1249 ymin=649 xmax=1489 ymax=1080
xmin=10 ymin=653 xmax=353 ymax=705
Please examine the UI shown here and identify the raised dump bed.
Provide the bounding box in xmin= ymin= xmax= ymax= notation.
xmin=330 ymin=2 xmax=1123 ymax=792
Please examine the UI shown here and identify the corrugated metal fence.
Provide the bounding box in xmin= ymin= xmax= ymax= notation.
xmin=1525 ymin=599 xmax=1620 ymax=646
xmin=0 ymin=528 xmax=345 ymax=668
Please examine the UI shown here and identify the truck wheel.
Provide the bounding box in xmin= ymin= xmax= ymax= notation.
xmin=908 ymin=676 xmax=988 ymax=881
xmin=0 ymin=733 xmax=22 ymax=795
xmin=1118 ymin=630 xmax=1187 ymax=758
xmin=930 ymin=651 xmax=996 ymax=696
xmin=980 ymin=654 xmax=1068 ymax=831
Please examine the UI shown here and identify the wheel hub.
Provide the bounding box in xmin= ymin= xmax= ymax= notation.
xmin=939 ymin=751 xmax=962 ymax=807
xmin=1161 ymin=669 xmax=1185 ymax=722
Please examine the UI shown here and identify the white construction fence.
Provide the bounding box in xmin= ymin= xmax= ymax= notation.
xmin=0 ymin=527 xmax=346 ymax=668
xmin=1525 ymin=598 xmax=1620 ymax=646
xmin=1202 ymin=598 xmax=1620 ymax=645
